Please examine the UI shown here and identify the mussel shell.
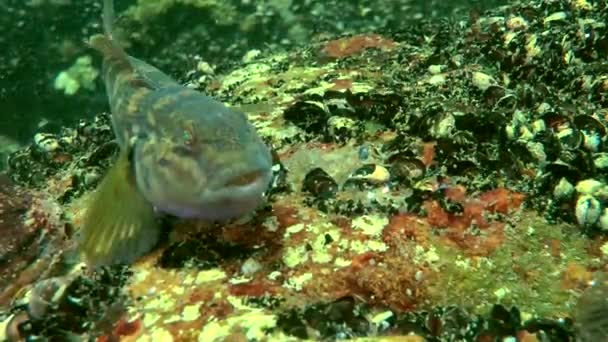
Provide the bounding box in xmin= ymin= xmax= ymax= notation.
xmin=574 ymin=114 xmax=606 ymax=137
xmin=429 ymin=306 xmax=470 ymax=338
xmin=484 ymin=86 xmax=517 ymax=110
xmin=455 ymin=111 xmax=506 ymax=141
xmin=5 ymin=312 xmax=30 ymax=341
xmin=558 ymin=149 xmax=594 ymax=175
xmin=536 ymin=160 xmax=584 ymax=198
xmin=429 ymin=112 xmax=456 ymax=139
xmin=386 ymin=154 xmax=426 ymax=182
xmin=323 ymin=95 xmax=356 ymax=117
xmin=488 ymin=304 xmax=521 ymax=335
xmin=409 ymin=103 xmax=447 ymax=139
xmin=450 ymin=131 xmax=477 ymax=149
xmin=380 ymin=134 xmax=420 ymax=156
xmin=522 ymin=318 xmax=573 ymax=341
xmin=534 ymin=130 xmax=561 ymax=161
xmin=504 ymin=140 xmax=537 ymax=165
xmin=283 ymin=101 xmax=328 ymax=134
xmin=544 ymin=160 xmax=582 ymax=181
xmin=575 ymin=115 xmax=606 ymax=151
xmin=349 ymin=164 xmax=378 ymax=178
xmin=360 ymin=92 xmax=406 ymax=126
xmin=33 ymin=133 xmax=61 ymax=153
xmin=556 ymin=127 xmax=582 ymax=151
xmin=517 ymin=83 xmax=550 ymax=108
xmin=445 ymin=159 xmax=478 ymax=176
xmin=343 ymin=164 xmax=390 ymax=189
xmin=433 ymin=133 xmax=476 ymax=162
xmin=575 ymin=194 xmax=602 ymax=227
xmin=326 ymin=116 xmax=359 ymax=143
xmin=542 ymin=112 xmax=582 ymax=150
xmin=594 ymin=152 xmax=608 ymax=172
xmin=482 ymin=85 xmax=506 ymax=108
xmin=542 ymin=112 xmax=568 ymax=129
xmin=302 ymin=167 xmax=338 ymax=199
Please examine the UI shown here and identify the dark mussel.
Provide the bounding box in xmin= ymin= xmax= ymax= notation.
xmin=342 ymin=163 xmax=390 ymax=190
xmin=574 ymin=114 xmax=606 ymax=152
xmin=386 ymin=153 xmax=426 ymax=183
xmin=303 ymin=167 xmax=338 ymax=199
xmin=542 ymin=112 xmax=582 ymax=151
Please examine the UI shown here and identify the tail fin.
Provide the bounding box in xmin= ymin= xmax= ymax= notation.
xmin=88 ymin=0 xmax=129 ymax=61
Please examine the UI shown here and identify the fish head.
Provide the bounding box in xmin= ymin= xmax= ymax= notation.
xmin=133 ymin=98 xmax=273 ymax=220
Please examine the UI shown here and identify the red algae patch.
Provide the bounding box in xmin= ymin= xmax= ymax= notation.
xmin=423 ymin=186 xmax=525 ymax=256
xmin=322 ymin=34 xmax=397 ymax=59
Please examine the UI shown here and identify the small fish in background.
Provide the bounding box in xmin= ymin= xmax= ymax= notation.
xmin=574 ymin=273 xmax=608 ymax=341
xmin=78 ymin=0 xmax=273 ymax=266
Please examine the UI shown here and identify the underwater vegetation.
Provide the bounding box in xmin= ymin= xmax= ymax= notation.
xmin=0 ymin=0 xmax=608 ymax=341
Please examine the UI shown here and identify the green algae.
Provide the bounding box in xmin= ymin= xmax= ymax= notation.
xmin=124 ymin=0 xmax=237 ymax=26
xmin=430 ymin=213 xmax=592 ymax=319
xmin=53 ymin=55 xmax=99 ymax=96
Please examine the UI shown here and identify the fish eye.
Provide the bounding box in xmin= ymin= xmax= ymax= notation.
xmin=181 ymin=123 xmax=198 ymax=147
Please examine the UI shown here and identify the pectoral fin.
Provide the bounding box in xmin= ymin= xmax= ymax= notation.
xmin=78 ymin=149 xmax=159 ymax=266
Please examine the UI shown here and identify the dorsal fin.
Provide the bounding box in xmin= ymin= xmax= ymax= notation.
xmin=102 ymin=0 xmax=115 ymax=38
xmin=88 ymin=34 xmax=132 ymax=69
xmin=89 ymin=0 xmax=176 ymax=91
xmin=88 ymin=0 xmax=134 ymax=74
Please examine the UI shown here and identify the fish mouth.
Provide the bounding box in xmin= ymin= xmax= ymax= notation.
xmin=153 ymin=169 xmax=272 ymax=220
xmin=208 ymin=167 xmax=272 ymax=199
xmin=192 ymin=168 xmax=271 ymax=220
xmin=223 ymin=170 xmax=266 ymax=188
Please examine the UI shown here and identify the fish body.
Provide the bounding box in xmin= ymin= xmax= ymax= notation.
xmin=79 ymin=0 xmax=272 ymax=266
xmin=575 ymin=275 xmax=608 ymax=341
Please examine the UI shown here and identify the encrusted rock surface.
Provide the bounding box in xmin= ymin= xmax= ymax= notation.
xmin=1 ymin=0 xmax=608 ymax=341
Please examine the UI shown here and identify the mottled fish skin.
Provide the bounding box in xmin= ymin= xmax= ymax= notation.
xmin=94 ymin=1 xmax=272 ymax=220
xmin=575 ymin=275 xmax=608 ymax=341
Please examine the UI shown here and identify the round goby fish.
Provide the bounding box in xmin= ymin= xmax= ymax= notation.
xmin=78 ymin=0 xmax=273 ymax=267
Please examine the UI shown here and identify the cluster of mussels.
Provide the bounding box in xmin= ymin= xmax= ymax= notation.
xmin=270 ymin=296 xmax=574 ymax=341
xmin=0 ymin=0 xmax=606 ymax=341
xmin=459 ymin=0 xmax=608 ymax=234
xmin=285 ymin=0 xmax=608 ymax=235
xmin=0 ymin=114 xmax=134 ymax=340
xmin=301 ymin=157 xmax=427 ymax=217
xmin=7 ymin=114 xmax=115 ymax=202
xmin=3 ymin=266 xmax=131 ymax=341
xmin=525 ymin=113 xmax=608 ymax=232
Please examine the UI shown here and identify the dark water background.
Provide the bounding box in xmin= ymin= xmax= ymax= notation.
xmin=0 ymin=0 xmax=508 ymax=144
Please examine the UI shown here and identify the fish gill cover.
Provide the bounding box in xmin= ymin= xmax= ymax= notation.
xmin=0 ymin=0 xmax=608 ymax=341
